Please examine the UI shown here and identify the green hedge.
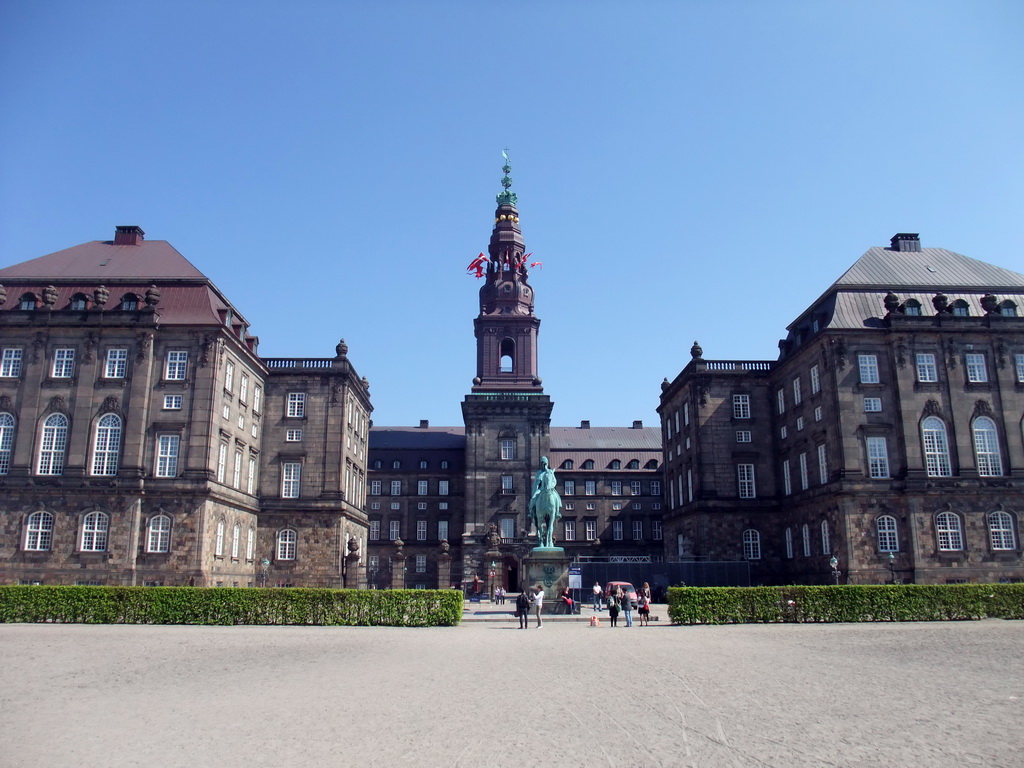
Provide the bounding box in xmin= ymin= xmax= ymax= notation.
xmin=0 ymin=586 xmax=463 ymax=627
xmin=667 ymin=584 xmax=1024 ymax=625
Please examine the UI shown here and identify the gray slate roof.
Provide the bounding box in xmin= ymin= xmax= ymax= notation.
xmin=550 ymin=426 xmax=661 ymax=451
xmin=834 ymin=247 xmax=1024 ymax=290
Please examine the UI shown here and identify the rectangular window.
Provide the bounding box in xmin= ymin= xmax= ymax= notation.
xmin=814 ymin=406 xmax=823 ymax=422
xmin=683 ymin=402 xmax=689 ymax=426
xmin=391 ymin=480 xmax=401 ymax=495
xmin=282 ymin=462 xmax=301 ymax=498
xmin=156 ymin=435 xmax=179 ymax=477
xmin=733 ymin=394 xmax=751 ymax=419
xmin=1 ymin=348 xmax=23 ymax=378
xmin=1015 ymin=354 xmax=1024 ymax=384
xmin=500 ymin=518 xmax=514 ymax=539
xmin=585 ymin=520 xmax=597 ymax=541
xmin=585 ymin=480 xmax=596 ymax=496
xmin=612 ymin=521 xmax=623 ymax=540
xmin=415 ymin=555 xmax=426 ymax=573
xmin=780 ymin=426 xmax=788 ymax=439
xmin=438 ymin=520 xmax=449 ymax=541
xmin=416 ymin=520 xmax=427 ymax=541
xmin=500 ymin=438 xmax=515 ymax=460
xmin=632 ymin=521 xmax=643 ymax=540
xmin=737 ymin=464 xmax=756 ymax=499
xmin=239 ymin=375 xmax=249 ymax=404
xmin=792 ymin=378 xmax=802 ymax=405
xmin=390 ymin=502 xmax=400 ymax=510
xmin=104 ymin=348 xmax=127 ymax=378
xmin=438 ymin=480 xmax=449 ymax=496
xmin=418 ymin=480 xmax=428 ymax=496
xmin=253 ymin=386 xmax=262 ymax=414
xmin=650 ymin=480 xmax=661 ymax=496
xmin=369 ymin=520 xmax=381 ymax=540
xmin=501 ymin=475 xmax=513 ymax=493
xmin=564 ymin=480 xmax=575 ymax=495
xmin=652 ymin=521 xmax=662 ymax=540
xmin=799 ymin=452 xmax=809 ymax=491
xmin=612 ymin=502 xmax=623 ymax=511
xmin=810 ymin=365 xmax=820 ymax=394
xmin=630 ymin=480 xmax=641 ymax=495
xmin=777 ymin=389 xmax=785 ymax=414
xmin=864 ymin=397 xmax=882 ymax=412
xmin=389 ymin=520 xmax=400 ymax=541
xmin=248 ymin=457 xmax=257 ymax=495
xmin=783 ymin=459 xmax=792 ymax=495
xmin=165 ymin=351 xmax=188 ymax=380
xmin=52 ymin=348 xmax=75 ymax=378
xmin=217 ymin=443 xmax=227 ymax=483
xmin=736 ymin=430 xmax=751 ymax=443
xmin=287 ymin=392 xmax=306 ymax=418
xmin=858 ymin=354 xmax=879 ymax=384
xmin=866 ymin=437 xmax=890 ymax=479
xmin=564 ymin=520 xmax=576 ymax=541
xmin=224 ymin=360 xmax=235 ymax=392
xmin=232 ymin=451 xmax=242 ymax=489
xmin=818 ymin=444 xmax=828 ymax=484
xmin=438 ymin=502 xmax=448 ymax=510
xmin=286 ymin=428 xmax=302 ymax=442
xmin=416 ymin=501 xmax=427 ymax=511
xmin=965 ymin=353 xmax=988 ymax=383
xmin=610 ymin=481 xmax=622 ymax=496
xmin=370 ymin=480 xmax=381 ymax=495
xmin=163 ymin=395 xmax=182 ymax=410
xmin=686 ymin=468 xmax=693 ymax=502
xmin=796 ymin=417 xmax=804 ymax=431
xmin=916 ymin=353 xmax=938 ymax=383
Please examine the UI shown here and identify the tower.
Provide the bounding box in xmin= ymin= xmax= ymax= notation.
xmin=461 ymin=157 xmax=553 ymax=589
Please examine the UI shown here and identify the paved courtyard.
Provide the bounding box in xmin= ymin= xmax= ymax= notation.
xmin=1 ymin=618 xmax=1021 ymax=767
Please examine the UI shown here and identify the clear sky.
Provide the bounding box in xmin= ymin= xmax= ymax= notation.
xmin=2 ymin=1 xmax=1022 ymax=428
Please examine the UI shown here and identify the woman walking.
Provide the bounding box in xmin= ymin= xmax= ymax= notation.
xmin=606 ymin=588 xmax=620 ymax=627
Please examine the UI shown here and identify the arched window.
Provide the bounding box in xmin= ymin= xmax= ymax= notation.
xmin=215 ymin=519 xmax=225 ymax=556
xmin=582 ymin=460 xmax=594 ymax=470
xmin=0 ymin=412 xmax=15 ymax=475
xmin=246 ymin=527 xmax=255 ymax=560
xmin=25 ymin=511 xmax=54 ymax=551
xmin=999 ymin=301 xmax=1018 ymax=317
xmin=627 ymin=459 xmax=640 ymax=470
xmin=19 ymin=293 xmax=37 ymax=310
xmin=972 ymin=417 xmax=1003 ymax=476
xmin=498 ymin=338 xmax=515 ymax=374
xmin=277 ymin=529 xmax=297 ymax=560
xmin=440 ymin=460 xmax=449 ymax=469
xmin=119 ymin=293 xmax=139 ymax=311
xmin=147 ymin=514 xmax=171 ymax=553
xmin=610 ymin=460 xmax=621 ymax=470
xmin=951 ymin=300 xmax=969 ymax=317
xmin=821 ymin=520 xmax=831 ymax=555
xmin=921 ymin=416 xmax=951 ymax=477
xmin=392 ymin=460 xmax=401 ymax=470
xmin=936 ymin=511 xmax=963 ymax=551
xmin=419 ymin=460 xmax=428 ymax=469
xmin=70 ymin=293 xmax=89 ymax=311
xmin=903 ymin=299 xmax=922 ymax=316
xmin=91 ymin=413 xmax=121 ymax=476
xmin=81 ymin=511 xmax=109 ymax=552
xmin=562 ymin=459 xmax=574 ymax=470
xmin=785 ymin=528 xmax=793 ymax=559
xmin=802 ymin=523 xmax=811 ymax=556
xmin=372 ymin=460 xmax=382 ymax=469
xmin=742 ymin=529 xmax=761 ymax=560
xmin=231 ymin=524 xmax=241 ymax=558
xmin=37 ymin=413 xmax=68 ymax=475
xmin=989 ymin=511 xmax=1017 ymax=551
xmin=876 ymin=515 xmax=898 ymax=552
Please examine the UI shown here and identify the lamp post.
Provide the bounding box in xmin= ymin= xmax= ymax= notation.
xmin=887 ymin=551 xmax=896 ymax=584
xmin=829 ymin=555 xmax=840 ymax=586
xmin=260 ymin=558 xmax=270 ymax=588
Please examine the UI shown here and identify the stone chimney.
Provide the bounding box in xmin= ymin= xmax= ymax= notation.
xmin=418 ymin=419 xmax=429 ymax=429
xmin=114 ymin=225 xmax=145 ymax=246
xmin=580 ymin=420 xmax=591 ymax=429
xmin=632 ymin=420 xmax=643 ymax=429
xmin=890 ymin=233 xmax=920 ymax=252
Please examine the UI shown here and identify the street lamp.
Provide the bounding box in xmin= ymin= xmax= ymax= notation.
xmin=887 ymin=551 xmax=896 ymax=584
xmin=829 ymin=555 xmax=840 ymax=586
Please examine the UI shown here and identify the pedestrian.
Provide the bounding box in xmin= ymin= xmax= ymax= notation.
xmin=560 ymin=586 xmax=573 ymax=615
xmin=515 ymin=589 xmax=531 ymax=629
xmin=638 ymin=590 xmax=651 ymax=626
xmin=533 ymin=584 xmax=544 ymax=628
xmin=620 ymin=586 xmax=634 ymax=627
xmin=496 ymin=586 xmax=504 ymax=605
xmin=606 ymin=588 xmax=619 ymax=627
xmin=592 ymin=581 xmax=603 ymax=612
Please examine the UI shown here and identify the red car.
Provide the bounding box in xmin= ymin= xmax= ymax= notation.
xmin=604 ymin=581 xmax=638 ymax=604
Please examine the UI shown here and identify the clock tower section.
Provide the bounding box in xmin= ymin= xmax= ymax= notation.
xmin=461 ymin=160 xmax=553 ymax=587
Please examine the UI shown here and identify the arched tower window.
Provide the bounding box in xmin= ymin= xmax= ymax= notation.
xmin=921 ymin=416 xmax=951 ymax=477
xmin=499 ymin=338 xmax=515 ymax=374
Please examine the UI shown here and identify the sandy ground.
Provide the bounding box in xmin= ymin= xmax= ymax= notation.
xmin=1 ymin=618 xmax=1022 ymax=768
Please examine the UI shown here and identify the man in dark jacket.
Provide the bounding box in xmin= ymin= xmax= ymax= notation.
xmin=515 ymin=590 xmax=531 ymax=629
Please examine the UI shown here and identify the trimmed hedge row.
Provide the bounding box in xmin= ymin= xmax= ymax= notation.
xmin=0 ymin=586 xmax=463 ymax=627
xmin=667 ymin=584 xmax=1024 ymax=625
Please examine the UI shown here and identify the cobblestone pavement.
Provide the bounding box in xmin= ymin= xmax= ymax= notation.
xmin=1 ymin=619 xmax=1021 ymax=767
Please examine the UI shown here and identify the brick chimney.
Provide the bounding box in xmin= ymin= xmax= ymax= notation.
xmin=890 ymin=233 xmax=920 ymax=252
xmin=418 ymin=419 xmax=429 ymax=429
xmin=114 ymin=225 xmax=145 ymax=246
xmin=632 ymin=420 xmax=643 ymax=429
xmin=580 ymin=420 xmax=591 ymax=429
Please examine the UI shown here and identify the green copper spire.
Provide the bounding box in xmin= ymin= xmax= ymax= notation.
xmin=496 ymin=148 xmax=518 ymax=206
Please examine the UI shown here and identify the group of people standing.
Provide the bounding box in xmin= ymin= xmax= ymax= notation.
xmin=515 ymin=585 xmax=544 ymax=629
xmin=595 ymin=582 xmax=652 ymax=627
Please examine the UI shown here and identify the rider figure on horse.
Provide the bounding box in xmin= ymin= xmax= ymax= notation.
xmin=528 ymin=456 xmax=563 ymax=548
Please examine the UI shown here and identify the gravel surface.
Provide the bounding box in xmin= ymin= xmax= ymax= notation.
xmin=1 ymin=620 xmax=1021 ymax=767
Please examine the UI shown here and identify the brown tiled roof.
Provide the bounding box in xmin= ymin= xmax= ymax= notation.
xmin=0 ymin=240 xmax=207 ymax=281
xmin=0 ymin=283 xmax=228 ymax=325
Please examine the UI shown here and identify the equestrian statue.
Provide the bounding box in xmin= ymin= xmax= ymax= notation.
xmin=528 ymin=456 xmax=563 ymax=549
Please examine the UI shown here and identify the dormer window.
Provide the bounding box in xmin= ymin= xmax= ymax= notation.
xmin=610 ymin=460 xmax=621 ymax=470
xmin=392 ymin=460 xmax=401 ymax=469
xmin=628 ymin=459 xmax=640 ymax=470
xmin=582 ymin=460 xmax=594 ymax=470
xmin=951 ymin=300 xmax=969 ymax=317
xmin=120 ymin=294 xmax=138 ymax=311
xmin=19 ymin=293 xmax=36 ymax=310
xmin=562 ymin=459 xmax=574 ymax=470
xmin=70 ymin=294 xmax=88 ymax=311
xmin=1000 ymin=301 xmax=1018 ymax=317
xmin=903 ymin=299 xmax=922 ymax=316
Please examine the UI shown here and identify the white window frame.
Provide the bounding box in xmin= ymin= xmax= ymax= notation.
xmin=737 ymin=464 xmax=755 ymax=499
xmin=438 ymin=480 xmax=449 ymax=496
xmin=864 ymin=397 xmax=882 ymax=413
xmin=437 ymin=520 xmax=449 ymax=541
xmin=936 ymin=512 xmax=964 ymax=551
xmin=866 ymin=436 xmax=890 ymax=479
xmin=81 ymin=511 xmax=109 ymax=552
xmin=782 ymin=459 xmax=792 ymax=496
xmin=370 ymin=480 xmax=382 ymax=495
xmin=792 ymin=377 xmax=802 ymax=405
xmin=916 ymin=353 xmax=938 ymax=383
xmin=232 ymin=451 xmax=242 ymax=489
xmin=742 ymin=529 xmax=761 ymax=560
xmin=91 ymin=413 xmax=121 ymax=476
xmin=973 ymin=417 xmax=1003 ymax=477
xmin=776 ymin=389 xmax=786 ymax=415
xmin=277 ymin=529 xmax=297 ymax=560
xmin=630 ymin=480 xmax=641 ymax=495
xmin=282 ymin=462 xmax=301 ymax=498
xmin=922 ymin=417 xmax=952 ymax=477
xmin=965 ymin=353 xmax=988 ymax=383
xmin=415 ymin=554 xmax=427 ymax=573
xmin=416 ymin=519 xmax=427 ymax=541
xmin=989 ymin=511 xmax=1017 ymax=551
xmin=163 ymin=395 xmax=182 ymax=410
xmin=246 ymin=526 xmax=255 ymax=560
xmin=499 ymin=438 xmax=516 ymax=460
xmin=286 ymin=429 xmax=302 ymax=442
xmin=389 ymin=520 xmax=400 ymax=541
xmin=215 ymin=519 xmax=225 ymax=556
xmin=652 ymin=521 xmax=662 ymax=541
xmin=810 ymin=365 xmax=820 ymax=394
xmin=52 ymin=348 xmax=75 ymax=378
xmin=585 ymin=480 xmax=596 ymax=496
xmin=736 ymin=430 xmax=752 ymax=443
xmin=165 ymin=351 xmax=188 ymax=381
xmin=564 ymin=479 xmax=575 ymax=496
xmin=37 ymin=413 xmax=68 ymax=475
xmin=1015 ymin=354 xmax=1024 ymax=384
xmin=733 ymin=394 xmax=751 ymax=419
xmin=1 ymin=348 xmax=24 ymax=378
xmin=369 ymin=520 xmax=381 ymax=540
xmin=821 ymin=520 xmax=831 ymax=555
xmin=802 ymin=523 xmax=811 ymax=557
xmin=585 ymin=520 xmax=597 ymax=541
xmin=858 ymin=354 xmax=879 ymax=384
xmin=799 ymin=452 xmax=809 ymax=491
xmin=564 ymin=520 xmax=576 ymax=541
xmin=287 ymin=392 xmax=306 ymax=418
xmin=391 ymin=480 xmax=401 ymax=496
xmin=785 ymin=527 xmax=793 ymax=558
xmin=156 ymin=434 xmax=180 ymax=477
xmin=0 ymin=412 xmax=15 ymax=475
xmin=104 ymin=348 xmax=127 ymax=378
xmin=612 ymin=520 xmax=623 ymax=541
xmin=418 ymin=480 xmax=429 ymax=496
xmin=611 ymin=481 xmax=622 ymax=496
xmin=231 ymin=524 xmax=240 ymax=559
xmin=817 ymin=443 xmax=828 ymax=484
xmin=632 ymin=521 xmax=643 ymax=540
xmin=25 ymin=511 xmax=53 ymax=551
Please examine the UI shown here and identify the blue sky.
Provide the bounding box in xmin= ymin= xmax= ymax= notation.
xmin=2 ymin=1 xmax=1022 ymax=428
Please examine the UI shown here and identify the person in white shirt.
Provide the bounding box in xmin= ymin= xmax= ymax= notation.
xmin=592 ymin=582 xmax=603 ymax=611
xmin=533 ymin=585 xmax=544 ymax=627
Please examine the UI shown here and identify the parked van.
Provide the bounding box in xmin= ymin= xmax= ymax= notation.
xmin=604 ymin=581 xmax=637 ymax=605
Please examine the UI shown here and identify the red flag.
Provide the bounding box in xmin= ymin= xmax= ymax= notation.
xmin=530 ymin=261 xmax=543 ymax=269
xmin=466 ymin=253 xmax=489 ymax=278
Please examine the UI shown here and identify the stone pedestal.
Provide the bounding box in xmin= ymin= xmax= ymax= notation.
xmin=437 ymin=540 xmax=452 ymax=590
xmin=390 ymin=539 xmax=407 ymax=590
xmin=522 ymin=547 xmax=569 ymax=614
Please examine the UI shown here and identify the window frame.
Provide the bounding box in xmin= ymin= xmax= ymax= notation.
xmin=91 ymin=413 xmax=122 ymax=476
xmin=989 ymin=511 xmax=1017 ymax=551
xmin=936 ymin=511 xmax=964 ymax=552
xmin=164 ymin=350 xmax=188 ymax=381
xmin=277 ymin=529 xmax=297 ymax=561
xmin=52 ymin=347 xmax=75 ymax=378
xmin=858 ymin=354 xmax=879 ymax=384
xmin=81 ymin=511 xmax=110 ymax=552
xmin=25 ymin=511 xmax=54 ymax=551
xmin=37 ymin=413 xmax=69 ymax=475
xmin=104 ymin=348 xmax=128 ymax=379
xmin=281 ymin=462 xmax=302 ymax=498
